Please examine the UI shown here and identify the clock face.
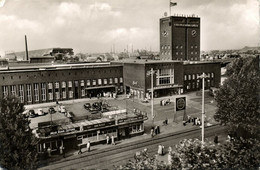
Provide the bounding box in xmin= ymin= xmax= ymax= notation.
xmin=191 ymin=30 xmax=197 ymax=37
xmin=162 ymin=30 xmax=168 ymax=37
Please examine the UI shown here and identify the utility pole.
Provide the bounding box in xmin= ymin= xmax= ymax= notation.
xmin=198 ymin=72 xmax=209 ymax=144
xmin=147 ymin=68 xmax=156 ymax=125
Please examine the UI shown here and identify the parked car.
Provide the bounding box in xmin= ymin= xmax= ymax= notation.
xmin=35 ymin=108 xmax=45 ymax=116
xmin=89 ymin=107 xmax=99 ymax=114
xmin=84 ymin=103 xmax=91 ymax=110
xmin=48 ymin=107 xmax=56 ymax=114
xmin=29 ymin=110 xmax=37 ymax=118
xmin=22 ymin=110 xmax=30 ymax=118
xmin=58 ymin=105 xmax=66 ymax=114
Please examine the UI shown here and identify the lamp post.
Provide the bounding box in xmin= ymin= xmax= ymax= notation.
xmin=198 ymin=72 xmax=209 ymax=144
xmin=147 ymin=68 xmax=156 ymax=125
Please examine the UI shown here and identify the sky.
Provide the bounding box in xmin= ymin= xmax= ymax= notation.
xmin=0 ymin=0 xmax=259 ymax=55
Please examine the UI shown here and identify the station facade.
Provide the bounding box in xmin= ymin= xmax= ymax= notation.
xmin=0 ymin=63 xmax=124 ymax=105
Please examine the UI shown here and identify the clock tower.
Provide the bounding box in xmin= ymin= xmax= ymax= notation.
xmin=160 ymin=15 xmax=200 ymax=61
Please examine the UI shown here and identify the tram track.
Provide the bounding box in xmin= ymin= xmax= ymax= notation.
xmin=39 ymin=124 xmax=226 ymax=169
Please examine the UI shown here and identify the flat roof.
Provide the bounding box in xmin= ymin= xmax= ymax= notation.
xmin=0 ymin=62 xmax=122 ymax=73
xmin=112 ymin=59 xmax=182 ymax=65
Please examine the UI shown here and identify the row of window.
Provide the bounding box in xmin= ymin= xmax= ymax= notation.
xmin=2 ymin=78 xmax=123 ymax=103
xmin=161 ymin=45 xmax=198 ymax=50
xmin=186 ymin=79 xmax=214 ymax=90
xmin=184 ymin=73 xmax=214 ymax=81
xmin=161 ymin=51 xmax=199 ymax=56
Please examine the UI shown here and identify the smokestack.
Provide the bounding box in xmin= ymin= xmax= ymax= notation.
xmin=25 ymin=35 xmax=29 ymax=61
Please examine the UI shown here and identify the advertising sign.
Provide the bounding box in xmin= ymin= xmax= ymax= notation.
xmin=176 ymin=97 xmax=186 ymax=111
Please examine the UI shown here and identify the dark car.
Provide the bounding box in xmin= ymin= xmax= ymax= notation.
xmin=89 ymin=107 xmax=99 ymax=114
xmin=84 ymin=103 xmax=91 ymax=110
xmin=48 ymin=107 xmax=56 ymax=114
xmin=92 ymin=102 xmax=101 ymax=109
xmin=29 ymin=110 xmax=37 ymax=118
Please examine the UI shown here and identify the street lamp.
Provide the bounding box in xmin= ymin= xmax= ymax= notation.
xmin=198 ymin=72 xmax=209 ymax=144
xmin=147 ymin=68 xmax=156 ymax=126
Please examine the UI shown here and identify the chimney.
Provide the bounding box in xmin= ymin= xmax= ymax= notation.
xmin=25 ymin=35 xmax=29 ymax=61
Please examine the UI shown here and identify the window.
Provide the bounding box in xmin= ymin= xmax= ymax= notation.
xmin=87 ymin=80 xmax=90 ymax=86
xmin=55 ymin=82 xmax=59 ymax=89
xmin=120 ymin=77 xmax=123 ymax=83
xmin=26 ymin=84 xmax=32 ymax=102
xmin=114 ymin=78 xmax=118 ymax=84
xmin=180 ymin=52 xmax=183 ymax=55
xmin=18 ymin=85 xmax=24 ymax=103
xmin=68 ymin=81 xmax=72 ymax=88
xmin=184 ymin=75 xmax=187 ymax=80
xmin=192 ymin=74 xmax=195 ymax=80
xmin=41 ymin=83 xmax=46 ymax=101
xmin=98 ymin=79 xmax=102 ymax=85
xmin=176 ymin=52 xmax=178 ymax=55
xmin=104 ymin=79 xmax=107 ymax=85
xmin=11 ymin=85 xmax=16 ymax=96
xmin=161 ymin=46 xmax=164 ymax=50
xmin=48 ymin=92 xmax=53 ymax=101
xmin=62 ymin=82 xmax=66 ymax=88
xmin=69 ymin=91 xmax=73 ymax=98
xmin=109 ymin=78 xmax=113 ymax=84
xmin=80 ymin=80 xmax=84 ymax=86
xmin=81 ymin=89 xmax=85 ymax=97
xmin=188 ymin=75 xmax=191 ymax=80
xmin=195 ymin=52 xmax=197 ymax=55
xmin=180 ymin=45 xmax=183 ymax=49
xmin=55 ymin=92 xmax=60 ymax=100
xmin=48 ymin=83 xmax=53 ymax=89
xmin=168 ymin=45 xmax=170 ymax=49
xmin=62 ymin=90 xmax=66 ymax=99
xmin=191 ymin=46 xmax=193 ymax=49
xmin=92 ymin=80 xmax=96 ymax=86
xmin=211 ymin=73 xmax=214 ymax=78
xmin=195 ymin=45 xmax=198 ymax=48
xmin=176 ymin=45 xmax=178 ymax=49
xmin=34 ymin=84 xmax=39 ymax=102
xmin=191 ymin=52 xmax=193 ymax=55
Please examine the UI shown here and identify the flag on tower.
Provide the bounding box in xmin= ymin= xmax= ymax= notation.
xmin=170 ymin=2 xmax=177 ymax=7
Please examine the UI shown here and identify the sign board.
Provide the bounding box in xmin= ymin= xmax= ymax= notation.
xmin=176 ymin=97 xmax=186 ymax=111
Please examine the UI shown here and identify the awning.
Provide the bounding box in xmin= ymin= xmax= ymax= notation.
xmin=85 ymin=85 xmax=116 ymax=90
xmin=147 ymin=84 xmax=183 ymax=91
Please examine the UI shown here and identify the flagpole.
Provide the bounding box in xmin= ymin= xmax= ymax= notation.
xmin=169 ymin=0 xmax=171 ymax=16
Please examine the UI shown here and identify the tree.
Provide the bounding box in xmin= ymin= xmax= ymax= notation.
xmin=214 ymin=56 xmax=260 ymax=139
xmin=115 ymin=138 xmax=260 ymax=170
xmin=0 ymin=96 xmax=38 ymax=170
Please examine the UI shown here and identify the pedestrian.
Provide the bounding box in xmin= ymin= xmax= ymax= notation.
xmin=59 ymin=145 xmax=64 ymax=155
xmin=87 ymin=141 xmax=91 ymax=152
xmin=214 ymin=135 xmax=218 ymax=144
xmin=154 ymin=126 xmax=158 ymax=135
xmin=162 ymin=145 xmax=165 ymax=155
xmin=165 ymin=118 xmax=168 ymax=125
xmin=47 ymin=147 xmax=51 ymax=157
xmin=183 ymin=120 xmax=186 ymax=126
xmin=158 ymin=145 xmax=162 ymax=155
xmin=78 ymin=146 xmax=82 ymax=154
xmin=151 ymin=128 xmax=154 ymax=138
xmin=195 ymin=117 xmax=198 ymax=125
xmin=106 ymin=135 xmax=110 ymax=144
xmin=157 ymin=125 xmax=160 ymax=134
xmin=111 ymin=135 xmax=115 ymax=145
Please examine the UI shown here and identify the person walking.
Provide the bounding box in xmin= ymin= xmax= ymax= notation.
xmin=87 ymin=141 xmax=91 ymax=152
xmin=111 ymin=135 xmax=115 ymax=145
xmin=106 ymin=135 xmax=110 ymax=144
xmin=151 ymin=128 xmax=154 ymax=138
xmin=78 ymin=146 xmax=82 ymax=154
xmin=47 ymin=147 xmax=51 ymax=157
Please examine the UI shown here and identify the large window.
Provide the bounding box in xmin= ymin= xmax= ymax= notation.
xmin=18 ymin=85 xmax=24 ymax=103
xmin=62 ymin=81 xmax=66 ymax=88
xmin=92 ymin=80 xmax=96 ymax=86
xmin=104 ymin=79 xmax=107 ymax=85
xmin=34 ymin=84 xmax=39 ymax=102
xmin=68 ymin=81 xmax=72 ymax=88
xmin=156 ymin=68 xmax=174 ymax=85
xmin=87 ymin=80 xmax=91 ymax=86
xmin=48 ymin=83 xmax=53 ymax=89
xmin=80 ymin=80 xmax=84 ymax=87
xmin=11 ymin=85 xmax=16 ymax=96
xmin=114 ymin=78 xmax=118 ymax=84
xmin=2 ymin=86 xmax=8 ymax=97
xmin=55 ymin=82 xmax=59 ymax=89
xmin=109 ymin=78 xmax=113 ymax=84
xmin=98 ymin=79 xmax=102 ymax=85
xmin=55 ymin=92 xmax=60 ymax=100
xmin=120 ymin=77 xmax=123 ymax=83
xmin=41 ymin=83 xmax=46 ymax=101
xmin=26 ymin=84 xmax=32 ymax=102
